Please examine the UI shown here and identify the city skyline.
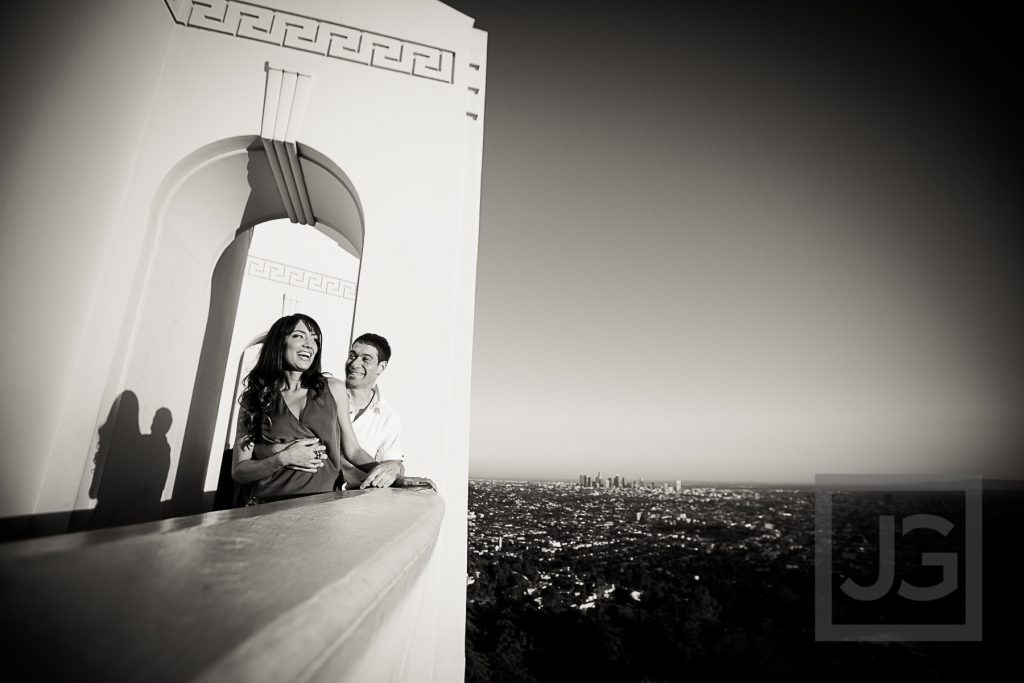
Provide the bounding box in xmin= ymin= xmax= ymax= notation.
xmin=452 ymin=1 xmax=1023 ymax=483
xmin=465 ymin=475 xmax=1013 ymax=679
xmin=471 ymin=475 xmax=813 ymax=487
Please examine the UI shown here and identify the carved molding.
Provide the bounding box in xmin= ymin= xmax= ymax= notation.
xmin=164 ymin=0 xmax=455 ymax=84
xmin=261 ymin=64 xmax=315 ymax=224
xmin=246 ymin=256 xmax=357 ymax=300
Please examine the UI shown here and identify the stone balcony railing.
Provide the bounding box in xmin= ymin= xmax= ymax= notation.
xmin=0 ymin=488 xmax=444 ymax=682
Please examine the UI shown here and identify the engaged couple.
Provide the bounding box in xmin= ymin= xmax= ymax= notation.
xmin=230 ymin=314 xmax=435 ymax=505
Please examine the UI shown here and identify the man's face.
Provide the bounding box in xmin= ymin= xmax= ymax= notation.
xmin=346 ymin=342 xmax=385 ymax=390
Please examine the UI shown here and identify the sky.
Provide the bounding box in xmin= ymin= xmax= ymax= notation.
xmin=445 ymin=1 xmax=1024 ymax=483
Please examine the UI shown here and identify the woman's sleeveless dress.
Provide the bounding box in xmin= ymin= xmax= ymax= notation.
xmin=249 ymin=387 xmax=342 ymax=502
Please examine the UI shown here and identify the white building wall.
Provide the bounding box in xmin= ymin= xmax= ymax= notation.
xmin=0 ymin=1 xmax=484 ymax=679
xmin=0 ymin=1 xmax=176 ymax=518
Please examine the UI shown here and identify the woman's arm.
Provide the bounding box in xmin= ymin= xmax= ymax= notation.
xmin=230 ymin=412 xmax=324 ymax=483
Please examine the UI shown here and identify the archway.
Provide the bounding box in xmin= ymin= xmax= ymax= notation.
xmin=85 ymin=136 xmax=364 ymax=525
xmin=199 ymin=219 xmax=361 ymax=510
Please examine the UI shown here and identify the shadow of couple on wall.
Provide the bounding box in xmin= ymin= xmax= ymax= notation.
xmin=88 ymin=147 xmax=278 ymax=528
xmin=87 ymin=390 xmax=173 ymax=530
xmin=1 ymin=148 xmax=278 ymax=542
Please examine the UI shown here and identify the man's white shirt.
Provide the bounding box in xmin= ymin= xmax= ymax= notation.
xmin=348 ymin=385 xmax=404 ymax=461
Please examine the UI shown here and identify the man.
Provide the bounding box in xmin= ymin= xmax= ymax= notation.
xmin=341 ymin=333 xmax=406 ymax=489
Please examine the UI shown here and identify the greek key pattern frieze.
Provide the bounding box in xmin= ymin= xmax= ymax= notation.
xmin=164 ymin=0 xmax=455 ymax=84
xmin=246 ymin=256 xmax=357 ymax=299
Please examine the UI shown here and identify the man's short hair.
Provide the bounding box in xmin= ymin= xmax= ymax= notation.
xmin=353 ymin=333 xmax=392 ymax=364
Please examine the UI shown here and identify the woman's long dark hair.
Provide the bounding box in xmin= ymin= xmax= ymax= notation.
xmin=238 ymin=314 xmax=327 ymax=447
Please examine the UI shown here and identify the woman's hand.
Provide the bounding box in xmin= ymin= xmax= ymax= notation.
xmin=273 ymin=437 xmax=325 ymax=473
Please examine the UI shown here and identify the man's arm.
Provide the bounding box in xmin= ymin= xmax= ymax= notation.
xmin=359 ymin=410 xmax=405 ymax=488
xmin=328 ymin=378 xmax=378 ymax=473
xmin=360 ymin=459 xmax=405 ymax=488
xmin=394 ymin=475 xmax=437 ymax=491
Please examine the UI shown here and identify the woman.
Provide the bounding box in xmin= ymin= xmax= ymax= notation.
xmin=231 ymin=313 xmax=377 ymax=504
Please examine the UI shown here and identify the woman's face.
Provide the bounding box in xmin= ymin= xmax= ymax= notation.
xmin=283 ymin=320 xmax=319 ymax=372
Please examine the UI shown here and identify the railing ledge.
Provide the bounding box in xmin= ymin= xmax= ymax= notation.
xmin=0 ymin=488 xmax=444 ymax=683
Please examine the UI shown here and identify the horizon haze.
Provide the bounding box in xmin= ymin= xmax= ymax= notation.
xmin=454 ymin=1 xmax=1024 ymax=484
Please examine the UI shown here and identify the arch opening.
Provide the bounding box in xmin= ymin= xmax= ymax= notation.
xmin=83 ymin=137 xmax=365 ymax=526
xmin=201 ymin=219 xmax=361 ymax=508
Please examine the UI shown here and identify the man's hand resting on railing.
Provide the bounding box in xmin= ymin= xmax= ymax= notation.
xmin=395 ymin=476 xmax=437 ymax=491
xmin=359 ymin=459 xmax=404 ymax=488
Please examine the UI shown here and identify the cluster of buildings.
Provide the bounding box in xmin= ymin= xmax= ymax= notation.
xmin=578 ymin=473 xmax=683 ymax=491
xmin=467 ymin=479 xmax=814 ymax=610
